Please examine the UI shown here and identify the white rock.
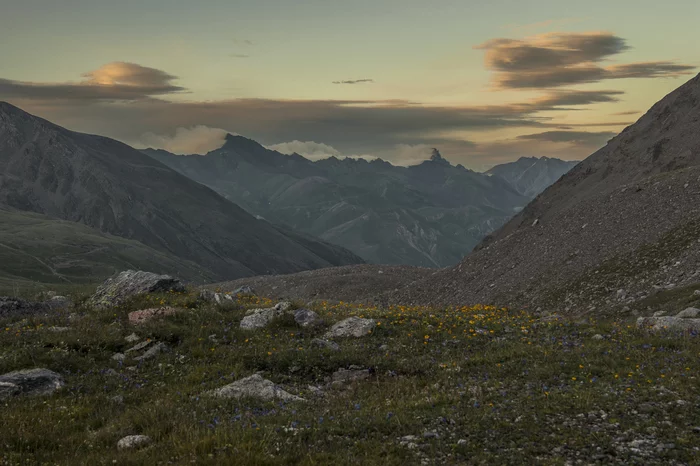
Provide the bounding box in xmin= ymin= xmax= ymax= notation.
xmin=117 ymin=435 xmax=151 ymax=450
xmin=240 ymin=308 xmax=283 ymax=330
xmin=207 ymin=374 xmax=304 ymax=402
xmin=637 ymin=316 xmax=700 ymax=333
xmin=676 ymin=307 xmax=700 ymax=319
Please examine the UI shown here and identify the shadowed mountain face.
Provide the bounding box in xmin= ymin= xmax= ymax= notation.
xmin=145 ymin=144 xmax=529 ymax=267
xmin=387 ymin=73 xmax=700 ymax=315
xmin=0 ymin=102 xmax=363 ymax=282
xmin=486 ymin=157 xmax=579 ymax=198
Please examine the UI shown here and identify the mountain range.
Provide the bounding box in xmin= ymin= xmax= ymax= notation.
xmin=145 ymin=143 xmax=574 ymax=267
xmin=0 ymin=102 xmax=362 ymax=286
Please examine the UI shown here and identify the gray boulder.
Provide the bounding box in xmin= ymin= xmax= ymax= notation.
xmin=293 ymin=309 xmax=322 ymax=328
xmin=0 ymin=297 xmax=49 ymax=319
xmin=676 ymin=307 xmax=700 ymax=319
xmin=637 ymin=316 xmax=700 ymax=333
xmin=0 ymin=368 xmax=65 ymax=399
xmin=331 ymin=368 xmax=371 ymax=385
xmin=240 ymin=308 xmax=283 ymax=330
xmin=324 ymin=317 xmax=376 ymax=338
xmin=46 ymin=295 xmax=72 ymax=310
xmin=134 ymin=342 xmax=168 ymax=362
xmin=232 ymin=286 xmax=255 ymax=296
xmin=117 ymin=435 xmax=152 ymax=450
xmin=207 ymin=374 xmax=304 ymax=402
xmin=275 ymin=301 xmax=292 ymax=312
xmin=311 ymin=338 xmax=340 ymax=351
xmin=89 ymin=270 xmax=184 ymax=308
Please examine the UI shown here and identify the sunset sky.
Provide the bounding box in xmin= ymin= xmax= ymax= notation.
xmin=1 ymin=0 xmax=697 ymax=169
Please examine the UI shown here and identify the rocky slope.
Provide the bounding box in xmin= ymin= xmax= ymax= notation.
xmin=385 ymin=73 xmax=700 ymax=315
xmin=146 ymin=145 xmax=529 ymax=267
xmin=486 ymin=156 xmax=579 ymax=198
xmin=0 ymin=102 xmax=362 ymax=282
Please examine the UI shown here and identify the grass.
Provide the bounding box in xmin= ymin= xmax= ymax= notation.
xmin=1 ymin=290 xmax=699 ymax=465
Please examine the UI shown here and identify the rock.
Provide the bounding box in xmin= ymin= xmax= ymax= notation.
xmin=331 ymin=368 xmax=371 ymax=385
xmin=293 ymin=309 xmax=322 ymax=328
xmin=694 ymin=290 xmax=700 ymax=296
xmin=89 ymin=270 xmax=184 ymax=308
xmin=45 ymin=327 xmax=71 ymax=333
xmin=117 ymin=435 xmax=151 ymax=450
xmin=46 ymin=295 xmax=72 ymax=310
xmin=637 ymin=316 xmax=700 ymax=333
xmin=111 ymin=395 xmax=124 ymax=404
xmin=0 ymin=297 xmax=49 ymax=319
xmin=423 ymin=431 xmax=439 ymax=439
xmin=232 ymin=286 xmax=255 ymax=296
xmin=240 ymin=308 xmax=283 ymax=330
xmin=311 ymin=338 xmax=340 ymax=351
xmin=134 ymin=342 xmax=168 ymax=362
xmin=324 ymin=317 xmax=376 ymax=339
xmin=207 ymin=374 xmax=304 ymax=402
xmin=676 ymin=307 xmax=700 ymax=319
xmin=592 ymin=334 xmax=604 ymax=340
xmin=128 ymin=306 xmax=179 ymax=325
xmin=112 ymin=353 xmax=126 ymax=362
xmin=275 ymin=301 xmax=292 ymax=312
xmin=0 ymin=368 xmax=64 ymax=399
xmin=125 ymin=340 xmax=154 ymax=354
xmin=124 ymin=333 xmax=140 ymax=343
xmin=653 ymin=311 xmax=666 ymax=317
xmin=198 ymin=289 xmax=217 ymax=303
xmin=616 ymin=289 xmax=627 ymax=300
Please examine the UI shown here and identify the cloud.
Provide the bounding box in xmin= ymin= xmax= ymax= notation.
xmin=476 ymin=32 xmax=695 ymax=89
xmin=137 ymin=126 xmax=230 ymax=154
xmin=0 ymin=62 xmax=185 ymax=101
xmin=516 ymin=130 xmax=616 ymax=145
xmin=611 ymin=110 xmax=640 ymax=116
xmin=231 ymin=54 xmax=250 ymax=59
xmin=267 ymin=140 xmax=342 ymax=160
xmin=332 ymin=79 xmax=375 ymax=85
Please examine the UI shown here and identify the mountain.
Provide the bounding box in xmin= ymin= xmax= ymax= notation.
xmin=0 ymin=102 xmax=362 ymax=282
xmin=0 ymin=205 xmax=215 ymax=289
xmin=145 ymin=144 xmax=529 ymax=267
xmin=387 ymin=73 xmax=700 ymax=315
xmin=486 ymin=156 xmax=579 ymax=198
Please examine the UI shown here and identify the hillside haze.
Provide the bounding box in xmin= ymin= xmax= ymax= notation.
xmin=0 ymin=102 xmax=362 ymax=282
xmin=146 ymin=142 xmax=533 ymax=267
xmin=387 ymin=73 xmax=700 ymax=314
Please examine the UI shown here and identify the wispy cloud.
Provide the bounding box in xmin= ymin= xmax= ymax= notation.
xmin=475 ymin=32 xmax=695 ymax=89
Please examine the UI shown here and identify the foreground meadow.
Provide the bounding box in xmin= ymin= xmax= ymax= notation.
xmin=1 ymin=290 xmax=699 ymax=465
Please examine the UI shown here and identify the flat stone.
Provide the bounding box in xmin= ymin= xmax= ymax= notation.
xmin=124 ymin=333 xmax=140 ymax=343
xmin=0 ymin=368 xmax=64 ymax=399
xmin=128 ymin=307 xmax=179 ymax=325
xmin=134 ymin=342 xmax=168 ymax=361
xmin=125 ymin=340 xmax=154 ymax=354
xmin=324 ymin=317 xmax=376 ymax=339
xmin=207 ymin=374 xmax=304 ymax=402
xmin=331 ymin=368 xmax=371 ymax=385
xmin=637 ymin=316 xmax=700 ymax=333
xmin=677 ymin=307 xmax=700 ymax=319
xmin=311 ymin=338 xmax=340 ymax=351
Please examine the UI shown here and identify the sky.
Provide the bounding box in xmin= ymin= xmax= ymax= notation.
xmin=0 ymin=0 xmax=697 ymax=169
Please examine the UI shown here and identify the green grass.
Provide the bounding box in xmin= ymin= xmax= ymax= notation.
xmin=1 ymin=293 xmax=699 ymax=465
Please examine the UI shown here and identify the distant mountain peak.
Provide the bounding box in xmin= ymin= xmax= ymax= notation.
xmin=430 ymin=148 xmax=447 ymax=163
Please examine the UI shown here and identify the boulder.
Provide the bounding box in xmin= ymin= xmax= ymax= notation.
xmin=311 ymin=338 xmax=340 ymax=351
xmin=232 ymin=286 xmax=255 ymax=296
xmin=636 ymin=316 xmax=700 ymax=333
xmin=0 ymin=368 xmax=65 ymax=399
xmin=124 ymin=333 xmax=140 ymax=343
xmin=331 ymin=368 xmax=371 ymax=385
xmin=324 ymin=317 xmax=376 ymax=338
xmin=128 ymin=307 xmax=179 ymax=325
xmin=275 ymin=301 xmax=292 ymax=312
xmin=293 ymin=309 xmax=322 ymax=328
xmin=134 ymin=342 xmax=168 ymax=362
xmin=0 ymin=297 xmax=49 ymax=319
xmin=117 ymin=435 xmax=152 ymax=450
xmin=240 ymin=308 xmax=283 ymax=330
xmin=125 ymin=340 xmax=154 ymax=354
xmin=207 ymin=374 xmax=304 ymax=402
xmin=89 ymin=270 xmax=184 ymax=308
xmin=46 ymin=295 xmax=72 ymax=310
xmin=676 ymin=307 xmax=700 ymax=319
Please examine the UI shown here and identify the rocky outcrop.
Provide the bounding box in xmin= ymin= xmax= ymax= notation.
xmin=0 ymin=368 xmax=65 ymax=399
xmin=89 ymin=270 xmax=185 ymax=308
xmin=117 ymin=435 xmax=152 ymax=450
xmin=0 ymin=297 xmax=50 ymax=319
xmin=240 ymin=308 xmax=284 ymax=330
xmin=637 ymin=307 xmax=700 ymax=333
xmin=207 ymin=374 xmax=304 ymax=402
